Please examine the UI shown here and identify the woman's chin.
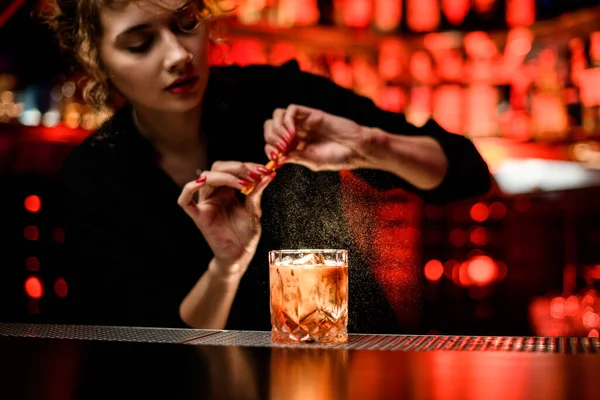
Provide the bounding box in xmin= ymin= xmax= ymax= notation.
xmin=152 ymin=96 xmax=204 ymax=113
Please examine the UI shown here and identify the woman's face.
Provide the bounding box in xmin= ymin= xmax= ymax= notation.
xmin=98 ymin=0 xmax=209 ymax=112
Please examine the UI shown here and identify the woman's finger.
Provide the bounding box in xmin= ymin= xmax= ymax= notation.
xmin=272 ymin=108 xmax=293 ymax=148
xmin=177 ymin=177 xmax=207 ymax=219
xmin=264 ymin=117 xmax=289 ymax=161
xmin=245 ymin=171 xmax=277 ymax=217
xmin=210 ymin=160 xmax=267 ymax=183
xmin=197 ymin=170 xmax=255 ymax=202
xmin=282 ymin=104 xmax=299 ymax=135
xmin=292 ymin=105 xmax=325 ymax=135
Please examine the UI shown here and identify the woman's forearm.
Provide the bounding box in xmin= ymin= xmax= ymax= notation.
xmin=179 ymin=259 xmax=245 ymax=329
xmin=360 ymin=127 xmax=448 ymax=190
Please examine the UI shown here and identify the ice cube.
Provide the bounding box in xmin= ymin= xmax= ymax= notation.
xmin=280 ymin=256 xmax=294 ymax=265
xmin=291 ymin=252 xmax=325 ymax=266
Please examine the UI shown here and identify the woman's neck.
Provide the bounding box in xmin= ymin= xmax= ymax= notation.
xmin=133 ymin=104 xmax=203 ymax=154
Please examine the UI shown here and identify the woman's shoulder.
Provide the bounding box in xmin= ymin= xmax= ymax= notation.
xmin=211 ymin=59 xmax=304 ymax=84
xmin=210 ymin=59 xmax=340 ymax=108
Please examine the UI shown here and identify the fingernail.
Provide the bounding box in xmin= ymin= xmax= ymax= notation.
xmin=270 ymin=151 xmax=278 ymax=161
xmin=238 ymin=179 xmax=253 ymax=187
xmin=281 ymin=135 xmax=290 ymax=145
xmin=275 ymin=143 xmax=286 ymax=153
xmin=248 ymin=171 xmax=261 ymax=180
xmin=196 ymin=176 xmax=206 ymax=183
xmin=256 ymin=166 xmax=271 ymax=174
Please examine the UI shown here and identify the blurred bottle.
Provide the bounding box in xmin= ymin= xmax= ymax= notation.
xmin=565 ymin=38 xmax=585 ymax=134
xmin=334 ymin=0 xmax=373 ymax=28
xmin=529 ymin=47 xmax=569 ymax=142
xmin=373 ymin=0 xmax=401 ymax=32
xmin=580 ymin=32 xmax=600 ymax=136
xmin=0 ymin=74 xmax=19 ymax=123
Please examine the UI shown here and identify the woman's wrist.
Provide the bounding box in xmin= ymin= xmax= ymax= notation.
xmin=207 ymin=258 xmax=248 ymax=283
xmin=356 ymin=126 xmax=393 ymax=170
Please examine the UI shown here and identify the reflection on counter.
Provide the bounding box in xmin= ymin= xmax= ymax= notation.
xmin=270 ymin=348 xmax=348 ymax=399
xmin=7 ymin=333 xmax=599 ymax=400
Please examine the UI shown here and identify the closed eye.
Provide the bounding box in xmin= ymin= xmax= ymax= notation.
xmin=126 ymin=39 xmax=153 ymax=54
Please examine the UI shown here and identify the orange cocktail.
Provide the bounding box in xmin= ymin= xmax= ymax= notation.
xmin=269 ymin=249 xmax=348 ymax=344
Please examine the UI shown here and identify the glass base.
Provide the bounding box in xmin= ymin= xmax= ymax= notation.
xmin=271 ymin=328 xmax=348 ymax=344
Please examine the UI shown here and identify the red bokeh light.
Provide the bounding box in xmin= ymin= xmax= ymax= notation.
xmin=467 ymin=256 xmax=497 ymax=286
xmin=582 ymin=311 xmax=599 ymax=328
xmin=458 ymin=261 xmax=471 ymax=286
xmin=489 ymin=202 xmax=507 ymax=219
xmin=373 ymin=0 xmax=402 ymax=31
xmin=433 ymin=85 xmax=463 ymax=134
xmin=465 ymin=84 xmax=498 ymax=136
xmin=506 ymin=0 xmax=535 ymax=28
xmin=441 ymin=0 xmax=470 ymax=25
xmin=330 ymin=59 xmax=353 ymax=89
xmin=550 ymin=297 xmax=565 ymax=319
xmin=565 ymin=295 xmax=579 ymax=316
xmin=496 ymin=261 xmax=508 ymax=280
xmin=54 ymin=278 xmax=68 ymax=298
xmin=424 ymin=259 xmax=444 ymax=282
xmin=407 ymin=0 xmax=440 ymax=32
xmin=25 ymin=256 xmax=40 ymax=271
xmin=342 ymin=0 xmax=373 ymax=28
xmin=470 ymin=202 xmax=489 ymax=222
xmin=24 ymin=226 xmax=40 ymax=241
xmin=469 ymin=226 xmax=489 ymax=246
xmin=379 ymin=86 xmax=406 ymax=113
xmin=24 ymin=195 xmax=42 ymax=213
xmin=410 ymin=51 xmax=434 ymax=82
xmin=25 ymin=276 xmax=44 ymax=299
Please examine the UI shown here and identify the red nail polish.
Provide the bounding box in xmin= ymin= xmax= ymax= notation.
xmin=248 ymin=171 xmax=261 ymax=180
xmin=270 ymin=151 xmax=278 ymax=161
xmin=257 ymin=166 xmax=271 ymax=174
xmin=238 ymin=179 xmax=252 ymax=187
xmin=196 ymin=176 xmax=206 ymax=183
xmin=276 ymin=143 xmax=286 ymax=153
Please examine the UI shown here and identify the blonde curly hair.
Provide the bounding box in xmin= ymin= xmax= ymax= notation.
xmin=39 ymin=0 xmax=229 ymax=110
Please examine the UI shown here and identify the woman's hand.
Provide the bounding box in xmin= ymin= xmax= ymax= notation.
xmin=263 ymin=104 xmax=382 ymax=171
xmin=177 ymin=161 xmax=275 ymax=277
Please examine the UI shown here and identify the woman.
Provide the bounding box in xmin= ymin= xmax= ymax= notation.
xmin=43 ymin=0 xmax=491 ymax=333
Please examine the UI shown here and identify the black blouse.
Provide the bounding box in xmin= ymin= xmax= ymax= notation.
xmin=59 ymin=60 xmax=491 ymax=333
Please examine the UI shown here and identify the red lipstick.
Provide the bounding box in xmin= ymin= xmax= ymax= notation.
xmin=165 ymin=75 xmax=199 ymax=95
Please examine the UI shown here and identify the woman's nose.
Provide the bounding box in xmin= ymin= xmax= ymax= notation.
xmin=163 ymin=32 xmax=193 ymax=73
